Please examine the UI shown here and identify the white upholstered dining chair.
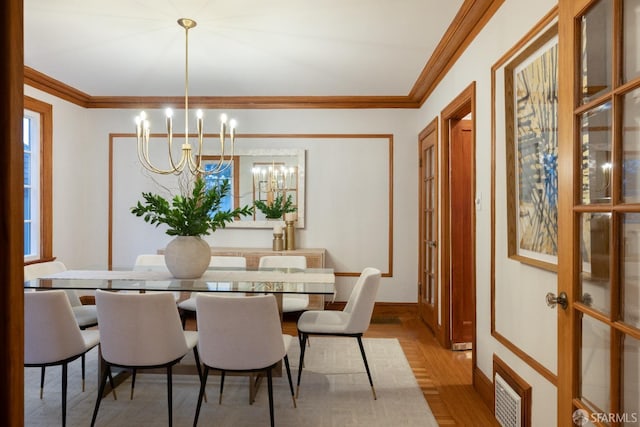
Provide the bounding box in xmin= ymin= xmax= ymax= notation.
xmin=24 ymin=261 xmax=98 ymax=329
xmin=90 ymin=290 xmax=202 ymax=427
xmin=296 ymin=267 xmax=381 ymax=399
xmin=24 ymin=261 xmax=98 ymax=399
xmin=258 ymin=256 xmax=309 ymax=313
xmin=194 ymin=294 xmax=296 ymax=427
xmin=24 ymin=290 xmax=100 ymax=427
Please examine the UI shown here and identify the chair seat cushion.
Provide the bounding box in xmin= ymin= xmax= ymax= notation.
xmin=81 ymin=329 xmax=101 ymax=349
xmin=72 ymin=305 xmax=98 ymax=328
xmin=297 ymin=310 xmax=351 ymax=334
xmin=282 ymin=295 xmax=309 ymax=313
xmin=282 ymin=334 xmax=293 ymax=352
xmin=183 ymin=330 xmax=199 ymax=350
xmin=178 ymin=297 xmax=197 ymax=312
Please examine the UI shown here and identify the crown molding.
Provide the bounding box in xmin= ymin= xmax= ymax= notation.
xmin=24 ymin=0 xmax=502 ymax=110
xmin=409 ymin=0 xmax=504 ymax=104
xmin=24 ymin=66 xmax=91 ymax=107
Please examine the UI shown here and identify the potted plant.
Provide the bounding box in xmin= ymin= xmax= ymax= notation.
xmin=131 ymin=176 xmax=252 ymax=278
xmin=254 ymin=193 xmax=297 ymax=220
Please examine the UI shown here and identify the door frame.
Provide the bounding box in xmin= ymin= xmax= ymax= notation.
xmin=418 ymin=118 xmax=439 ymax=333
xmin=439 ymin=81 xmax=477 ymax=360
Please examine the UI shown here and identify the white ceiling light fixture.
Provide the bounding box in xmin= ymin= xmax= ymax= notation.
xmin=135 ymin=18 xmax=236 ymax=176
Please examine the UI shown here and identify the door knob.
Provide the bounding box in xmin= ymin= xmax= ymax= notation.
xmin=427 ymin=241 xmax=437 ymax=248
xmin=546 ymin=291 xmax=568 ymax=310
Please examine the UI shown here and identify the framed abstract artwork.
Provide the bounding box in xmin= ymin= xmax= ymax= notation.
xmin=504 ymin=24 xmax=559 ymax=271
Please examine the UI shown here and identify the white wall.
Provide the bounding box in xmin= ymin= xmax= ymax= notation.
xmin=414 ymin=0 xmax=559 ymax=425
xmin=24 ymin=86 xmax=421 ymax=303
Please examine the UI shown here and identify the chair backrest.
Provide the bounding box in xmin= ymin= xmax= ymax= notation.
xmin=24 ymin=261 xmax=67 ymax=280
xmin=24 ymin=290 xmax=88 ymax=364
xmin=342 ymin=267 xmax=382 ymax=334
xmin=133 ymin=254 xmax=167 ymax=270
xmin=24 ymin=261 xmax=82 ymax=306
xmin=196 ymin=294 xmax=285 ymax=370
xmin=210 ymin=256 xmax=246 ymax=268
xmin=95 ymin=290 xmax=189 ymax=366
xmin=258 ymin=256 xmax=307 ymax=270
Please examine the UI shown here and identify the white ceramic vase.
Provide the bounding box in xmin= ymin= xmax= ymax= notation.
xmin=164 ymin=236 xmax=211 ymax=279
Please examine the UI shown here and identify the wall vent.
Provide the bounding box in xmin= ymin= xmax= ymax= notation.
xmin=495 ymin=372 xmax=522 ymax=427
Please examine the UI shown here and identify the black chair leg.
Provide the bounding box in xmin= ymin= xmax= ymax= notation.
xmin=296 ymin=333 xmax=308 ymax=398
xmin=283 ymin=355 xmax=296 ymax=408
xmin=267 ymin=368 xmax=274 ymax=427
xmin=107 ymin=368 xmax=117 ymax=400
xmin=91 ymin=365 xmax=110 ymax=427
xmin=219 ymin=371 xmax=226 ymax=404
xmin=194 ymin=366 xmax=210 ymax=427
xmin=180 ymin=308 xmax=187 ymax=329
xmin=61 ymin=363 xmax=68 ymax=427
xmin=40 ymin=366 xmax=45 ymax=399
xmin=192 ymin=347 xmax=207 ymax=403
xmin=356 ymin=336 xmax=377 ymax=400
xmin=81 ymin=354 xmax=86 ymax=392
xmin=167 ymin=366 xmax=173 ymax=427
xmin=130 ymin=368 xmax=137 ymax=399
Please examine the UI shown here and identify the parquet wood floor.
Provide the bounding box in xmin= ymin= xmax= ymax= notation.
xmin=281 ymin=307 xmax=499 ymax=427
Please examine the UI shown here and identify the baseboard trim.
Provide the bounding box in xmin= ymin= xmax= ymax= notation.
xmin=473 ymin=365 xmax=495 ymax=414
xmin=326 ymin=301 xmax=417 ymax=317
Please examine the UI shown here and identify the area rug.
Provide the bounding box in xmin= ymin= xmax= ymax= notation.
xmin=24 ymin=337 xmax=437 ymax=426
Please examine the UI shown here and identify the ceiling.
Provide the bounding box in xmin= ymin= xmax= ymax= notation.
xmin=24 ymin=0 xmax=468 ymax=100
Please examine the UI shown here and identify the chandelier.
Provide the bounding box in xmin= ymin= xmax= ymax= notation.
xmin=135 ymin=18 xmax=236 ymax=176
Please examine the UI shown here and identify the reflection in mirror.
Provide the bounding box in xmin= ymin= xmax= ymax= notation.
xmin=202 ymin=149 xmax=305 ymax=228
xmin=251 ymin=162 xmax=298 ymax=220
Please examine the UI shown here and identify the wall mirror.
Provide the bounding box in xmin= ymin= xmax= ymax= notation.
xmin=202 ymin=148 xmax=306 ymax=228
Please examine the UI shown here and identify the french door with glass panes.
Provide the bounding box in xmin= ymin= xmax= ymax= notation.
xmin=558 ymin=0 xmax=640 ymax=426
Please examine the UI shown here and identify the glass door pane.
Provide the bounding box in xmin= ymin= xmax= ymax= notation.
xmin=580 ymin=102 xmax=613 ymax=205
xmin=622 ymin=87 xmax=640 ymax=203
xmin=425 ymin=145 xmax=436 ymax=306
xmin=621 ymin=213 xmax=640 ymax=329
xmin=623 ymin=0 xmax=640 ymax=83
xmin=580 ymin=213 xmax=612 ymax=315
xmin=622 ymin=334 xmax=640 ymax=425
xmin=580 ymin=0 xmax=612 ymax=104
xmin=581 ymin=315 xmax=611 ymax=414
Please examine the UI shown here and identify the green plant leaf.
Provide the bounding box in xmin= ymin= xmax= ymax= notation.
xmin=131 ymin=177 xmax=253 ymax=236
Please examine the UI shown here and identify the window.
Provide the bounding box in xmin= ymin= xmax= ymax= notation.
xmin=23 ymin=97 xmax=53 ymax=263
xmin=23 ymin=111 xmax=40 ymax=259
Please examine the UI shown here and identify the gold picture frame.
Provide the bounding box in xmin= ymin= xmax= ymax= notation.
xmin=504 ymin=24 xmax=558 ymax=271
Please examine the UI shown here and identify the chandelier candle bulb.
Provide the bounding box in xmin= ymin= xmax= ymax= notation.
xmin=165 ymin=109 xmax=173 ymax=134
xmin=196 ymin=110 xmax=203 ymax=134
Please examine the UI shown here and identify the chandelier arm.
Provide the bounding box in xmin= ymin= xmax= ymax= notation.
xmin=136 ymin=135 xmax=182 ymax=175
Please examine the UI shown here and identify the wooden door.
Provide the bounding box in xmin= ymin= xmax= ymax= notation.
xmin=557 ymin=0 xmax=640 ymax=425
xmin=418 ymin=119 xmax=438 ymax=332
xmin=450 ymin=119 xmax=474 ymax=348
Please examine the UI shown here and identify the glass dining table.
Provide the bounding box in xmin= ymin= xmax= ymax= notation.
xmin=24 ymin=266 xmax=335 ymax=400
xmin=24 ymin=266 xmax=335 ymax=298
